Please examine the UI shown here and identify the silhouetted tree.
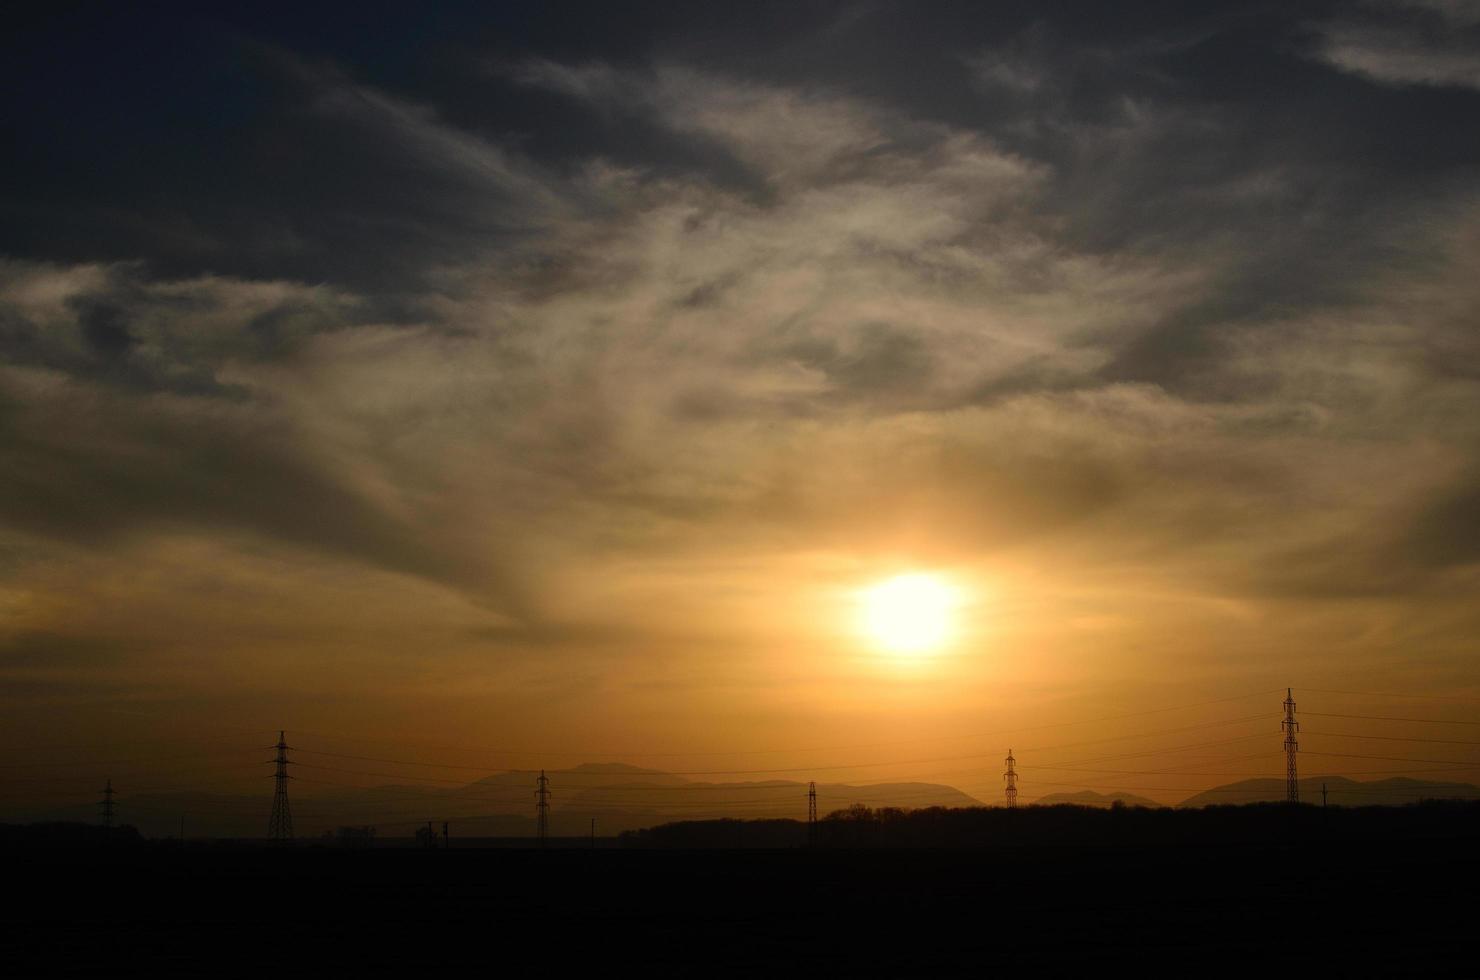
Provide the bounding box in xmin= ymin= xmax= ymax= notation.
xmin=334 ymin=825 xmax=376 ymax=848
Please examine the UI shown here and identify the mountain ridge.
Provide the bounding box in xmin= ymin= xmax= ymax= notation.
xmin=9 ymin=764 xmax=981 ymax=839
xmin=12 ymin=767 xmax=1478 ymax=839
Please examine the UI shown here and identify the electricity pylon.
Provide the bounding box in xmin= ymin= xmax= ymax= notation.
xmin=536 ymin=770 xmax=550 ymax=846
xmin=1282 ymin=689 xmax=1300 ymax=804
xmin=807 ymin=780 xmax=818 ymax=846
xmin=1004 ymin=749 xmax=1018 ymax=808
xmin=98 ymin=778 xmax=116 ymax=828
xmin=268 ymin=730 xmax=294 ymax=841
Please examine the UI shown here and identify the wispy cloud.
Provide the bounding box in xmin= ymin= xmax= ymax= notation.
xmin=1314 ymin=1 xmax=1480 ymax=89
xmin=3 ymin=7 xmax=1480 ymax=737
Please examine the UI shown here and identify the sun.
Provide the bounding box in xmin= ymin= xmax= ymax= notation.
xmin=859 ymin=573 xmax=958 ymax=655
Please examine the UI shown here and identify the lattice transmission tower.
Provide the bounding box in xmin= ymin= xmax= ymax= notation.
xmin=1003 ymin=749 xmax=1018 ymax=808
xmin=807 ymin=780 xmax=818 ymax=845
xmin=98 ymin=778 xmax=116 ymax=828
xmin=268 ymin=730 xmax=294 ymax=841
xmin=536 ymin=770 xmax=550 ymax=846
xmin=1282 ymin=688 xmax=1300 ymax=804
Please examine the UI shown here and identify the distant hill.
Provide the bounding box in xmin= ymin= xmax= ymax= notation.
xmin=1033 ymin=790 xmax=1161 ymax=808
xmin=1180 ymin=775 xmax=1480 ymax=808
xmin=628 ymin=799 xmax=1480 ymax=850
xmin=7 ymin=764 xmax=981 ymax=840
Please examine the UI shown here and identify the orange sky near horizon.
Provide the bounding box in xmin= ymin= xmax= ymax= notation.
xmin=4 ymin=4 xmax=1480 ymax=819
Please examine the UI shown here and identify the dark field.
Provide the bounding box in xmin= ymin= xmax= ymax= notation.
xmin=7 ymin=810 xmax=1477 ymax=976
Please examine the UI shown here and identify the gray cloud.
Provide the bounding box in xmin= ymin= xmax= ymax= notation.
xmin=3 ymin=6 xmax=1480 ymax=727
xmin=6 ymin=59 xmax=1477 ymax=611
xmin=0 ymin=261 xmax=367 ymax=396
xmin=1315 ymin=1 xmax=1480 ymax=89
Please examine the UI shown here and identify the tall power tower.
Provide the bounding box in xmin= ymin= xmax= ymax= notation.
xmin=807 ymin=780 xmax=818 ymax=845
xmin=268 ymin=730 xmax=294 ymax=841
xmin=1003 ymin=749 xmax=1018 ymax=808
xmin=1282 ymin=688 xmax=1300 ymax=804
xmin=536 ymin=770 xmax=550 ymax=846
xmin=98 ymin=778 xmax=116 ymax=828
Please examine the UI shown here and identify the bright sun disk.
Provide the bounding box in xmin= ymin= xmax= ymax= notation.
xmin=860 ymin=573 xmax=956 ymax=655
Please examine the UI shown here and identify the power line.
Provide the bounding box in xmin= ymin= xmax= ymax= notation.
xmin=281 ymin=711 xmax=1275 ymax=780
xmin=281 ymin=729 xmax=1282 ymax=790
xmin=1019 ymin=712 xmax=1278 ymax=755
xmin=290 ymin=775 xmax=982 ymax=799
xmin=292 ymin=749 xmax=529 ymax=773
xmin=0 ymin=760 xmax=267 ymax=785
xmin=1019 ymin=776 xmax=1479 ymax=800
xmin=1023 ymin=762 xmax=1480 ymax=778
xmin=1303 ymin=711 xmax=1480 ymax=726
xmin=0 ymin=747 xmax=266 ymax=770
xmin=25 ymin=751 xmax=1474 ymax=815
xmin=0 ymin=697 xmax=1284 ymax=786
xmin=290 ymin=773 xmax=1005 ymax=811
xmin=1046 ymin=732 xmax=1274 ymax=769
xmin=290 ymin=773 xmax=981 ymax=810
xmin=1304 ymin=688 xmax=1480 ymax=705
xmin=12 ymin=688 xmax=1480 ymax=822
xmin=281 ymin=795 xmax=893 ymax=816
xmin=7 ymin=688 xmax=1470 ymax=781
xmin=282 ymin=688 xmax=1283 ymax=760
xmin=1301 ymin=750 xmax=1480 ymax=767
xmin=288 ymin=735 xmax=1250 ymax=782
xmin=1303 ymin=731 xmax=1480 ymax=747
xmin=292 ymin=773 xmax=972 ymax=807
xmin=44 ymin=760 xmax=1478 ymax=825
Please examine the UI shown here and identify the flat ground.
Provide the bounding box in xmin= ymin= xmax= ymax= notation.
xmin=6 ymin=835 xmax=1475 ymax=975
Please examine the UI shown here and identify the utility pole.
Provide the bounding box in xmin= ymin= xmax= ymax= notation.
xmin=591 ymin=818 xmax=596 ymax=849
xmin=268 ymin=730 xmax=294 ymax=841
xmin=1003 ymin=750 xmax=1018 ymax=808
xmin=536 ymin=770 xmax=550 ymax=847
xmin=1322 ymin=783 xmax=1328 ymax=808
xmin=98 ymin=778 xmax=116 ymax=828
xmin=443 ymin=821 xmax=449 ymax=850
xmin=1282 ymin=689 xmax=1300 ymax=805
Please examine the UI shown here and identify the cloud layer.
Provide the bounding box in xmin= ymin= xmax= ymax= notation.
xmin=1 ymin=3 xmax=1478 ymax=784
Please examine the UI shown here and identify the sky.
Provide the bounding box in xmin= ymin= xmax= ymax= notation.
xmin=2 ymin=1 xmax=1479 ymax=809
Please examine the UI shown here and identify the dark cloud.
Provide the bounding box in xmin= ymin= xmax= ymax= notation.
xmin=1314 ymin=0 xmax=1480 ymax=90
xmin=0 ymin=373 xmax=519 ymax=609
xmin=0 ymin=0 xmax=1478 ymax=725
xmin=3 ymin=3 xmax=1474 ymax=310
xmin=0 ymin=262 xmax=370 ymax=396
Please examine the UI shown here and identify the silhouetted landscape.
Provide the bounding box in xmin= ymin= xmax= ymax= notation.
xmin=6 ymin=0 xmax=1480 ymax=973
xmin=8 ymin=801 xmax=1479 ymax=973
xmin=12 ymin=766 xmax=1476 ymax=839
xmin=2 ymin=762 xmax=984 ymax=839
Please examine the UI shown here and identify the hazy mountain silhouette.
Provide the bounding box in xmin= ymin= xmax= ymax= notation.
xmin=1032 ymin=790 xmax=1161 ymax=808
xmin=1179 ymin=775 xmax=1480 ymax=808
xmin=12 ymin=764 xmax=979 ymax=839
xmin=21 ymin=768 xmax=1477 ymax=839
